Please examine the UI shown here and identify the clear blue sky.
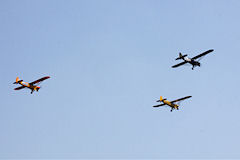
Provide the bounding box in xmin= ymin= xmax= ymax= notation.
xmin=1 ymin=0 xmax=240 ymax=159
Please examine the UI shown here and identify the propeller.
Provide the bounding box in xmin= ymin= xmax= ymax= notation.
xmin=197 ymin=61 xmax=202 ymax=67
xmin=36 ymin=85 xmax=42 ymax=92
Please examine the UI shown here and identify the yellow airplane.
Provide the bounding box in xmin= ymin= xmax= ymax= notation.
xmin=13 ymin=76 xmax=50 ymax=94
xmin=153 ymin=96 xmax=192 ymax=112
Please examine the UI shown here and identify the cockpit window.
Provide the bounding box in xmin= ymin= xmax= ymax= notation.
xmin=21 ymin=82 xmax=29 ymax=86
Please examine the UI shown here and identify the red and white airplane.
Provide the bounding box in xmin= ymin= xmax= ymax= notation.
xmin=13 ymin=76 xmax=50 ymax=94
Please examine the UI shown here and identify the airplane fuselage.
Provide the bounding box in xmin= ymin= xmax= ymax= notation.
xmin=161 ymin=99 xmax=179 ymax=111
xmin=182 ymin=57 xmax=200 ymax=69
xmin=18 ymin=81 xmax=40 ymax=92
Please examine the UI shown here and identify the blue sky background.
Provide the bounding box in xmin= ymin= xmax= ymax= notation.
xmin=1 ymin=0 xmax=240 ymax=159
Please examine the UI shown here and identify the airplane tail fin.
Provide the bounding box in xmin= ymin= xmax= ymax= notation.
xmin=160 ymin=96 xmax=163 ymax=101
xmin=156 ymin=96 xmax=167 ymax=102
xmin=176 ymin=52 xmax=187 ymax=60
xmin=13 ymin=77 xmax=23 ymax=84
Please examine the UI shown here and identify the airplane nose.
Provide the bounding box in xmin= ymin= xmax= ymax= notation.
xmin=36 ymin=87 xmax=40 ymax=91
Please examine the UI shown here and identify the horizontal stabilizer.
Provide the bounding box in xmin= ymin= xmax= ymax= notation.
xmin=156 ymin=96 xmax=167 ymax=102
xmin=13 ymin=79 xmax=23 ymax=84
xmin=176 ymin=53 xmax=187 ymax=60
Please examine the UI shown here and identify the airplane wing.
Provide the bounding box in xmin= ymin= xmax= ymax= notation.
xmin=29 ymin=76 xmax=50 ymax=85
xmin=192 ymin=49 xmax=214 ymax=60
xmin=14 ymin=86 xmax=26 ymax=90
xmin=170 ymin=96 xmax=192 ymax=103
xmin=153 ymin=103 xmax=166 ymax=107
xmin=172 ymin=61 xmax=188 ymax=68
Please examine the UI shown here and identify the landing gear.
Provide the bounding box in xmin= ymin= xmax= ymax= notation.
xmin=170 ymin=109 xmax=173 ymax=112
xmin=31 ymin=90 xmax=33 ymax=94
